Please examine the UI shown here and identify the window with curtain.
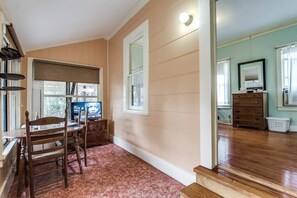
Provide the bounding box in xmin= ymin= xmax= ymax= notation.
xmin=32 ymin=59 xmax=101 ymax=118
xmin=278 ymin=44 xmax=297 ymax=106
xmin=217 ymin=59 xmax=231 ymax=106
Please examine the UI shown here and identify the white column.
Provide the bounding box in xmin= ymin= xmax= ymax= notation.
xmin=199 ymin=0 xmax=217 ymax=169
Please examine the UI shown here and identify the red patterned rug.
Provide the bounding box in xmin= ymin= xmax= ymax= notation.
xmin=8 ymin=143 xmax=184 ymax=197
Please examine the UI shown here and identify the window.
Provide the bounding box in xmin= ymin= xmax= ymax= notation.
xmin=33 ymin=81 xmax=100 ymax=118
xmin=277 ymin=44 xmax=297 ymax=108
xmin=217 ymin=59 xmax=231 ymax=107
xmin=123 ymin=20 xmax=149 ymax=115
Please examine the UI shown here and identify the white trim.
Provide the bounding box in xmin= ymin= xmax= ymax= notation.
xmin=113 ymin=136 xmax=195 ymax=185
xmin=107 ymin=0 xmax=149 ymax=39
xmin=289 ymin=125 xmax=297 ymax=132
xmin=123 ymin=20 xmax=149 ymax=116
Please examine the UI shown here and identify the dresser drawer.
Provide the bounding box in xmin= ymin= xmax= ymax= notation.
xmin=233 ymin=93 xmax=263 ymax=99
xmin=233 ymin=98 xmax=262 ymax=107
xmin=233 ymin=107 xmax=263 ymax=116
xmin=233 ymin=115 xmax=264 ymax=122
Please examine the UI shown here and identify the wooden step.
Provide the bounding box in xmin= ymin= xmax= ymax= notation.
xmin=218 ymin=165 xmax=297 ymax=197
xmin=194 ymin=166 xmax=294 ymax=198
xmin=180 ymin=183 xmax=223 ymax=198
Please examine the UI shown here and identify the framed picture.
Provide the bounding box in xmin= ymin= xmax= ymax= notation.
xmin=238 ymin=59 xmax=265 ymax=91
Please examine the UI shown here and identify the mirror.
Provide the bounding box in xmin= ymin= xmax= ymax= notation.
xmin=238 ymin=59 xmax=265 ymax=91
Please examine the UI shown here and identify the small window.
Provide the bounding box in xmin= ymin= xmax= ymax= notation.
xmin=217 ymin=59 xmax=231 ymax=107
xmin=123 ymin=20 xmax=149 ymax=115
xmin=277 ymin=44 xmax=297 ymax=107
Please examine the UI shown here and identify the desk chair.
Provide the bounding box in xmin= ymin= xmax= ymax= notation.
xmin=25 ymin=110 xmax=68 ymax=198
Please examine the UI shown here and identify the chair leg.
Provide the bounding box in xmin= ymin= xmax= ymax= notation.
xmin=28 ymin=166 xmax=35 ymax=198
xmin=64 ymin=157 xmax=68 ymax=188
xmin=84 ymin=148 xmax=87 ymax=167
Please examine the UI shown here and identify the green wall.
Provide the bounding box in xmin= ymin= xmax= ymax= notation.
xmin=217 ymin=24 xmax=297 ymax=126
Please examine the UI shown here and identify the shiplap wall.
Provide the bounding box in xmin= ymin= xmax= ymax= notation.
xmin=108 ymin=0 xmax=199 ymax=172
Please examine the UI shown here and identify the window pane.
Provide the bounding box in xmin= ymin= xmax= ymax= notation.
xmin=129 ymin=36 xmax=143 ymax=74
xmin=77 ymin=83 xmax=97 ymax=97
xmin=43 ymin=97 xmax=66 ymax=117
xmin=129 ymin=72 xmax=144 ymax=107
xmin=44 ymin=81 xmax=66 ymax=95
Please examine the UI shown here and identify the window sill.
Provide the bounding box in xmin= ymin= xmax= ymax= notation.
xmin=0 ymin=140 xmax=17 ymax=168
xmin=124 ymin=109 xmax=149 ymax=116
xmin=218 ymin=105 xmax=231 ymax=109
xmin=277 ymin=106 xmax=297 ymax=111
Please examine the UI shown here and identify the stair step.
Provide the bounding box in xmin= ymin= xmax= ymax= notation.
xmin=180 ymin=183 xmax=223 ymax=198
xmin=218 ymin=165 xmax=297 ymax=197
xmin=194 ymin=166 xmax=294 ymax=198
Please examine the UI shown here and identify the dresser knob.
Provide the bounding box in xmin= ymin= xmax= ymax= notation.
xmin=254 ymin=101 xmax=258 ymax=104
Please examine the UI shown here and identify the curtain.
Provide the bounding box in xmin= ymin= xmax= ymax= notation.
xmin=283 ymin=45 xmax=297 ymax=105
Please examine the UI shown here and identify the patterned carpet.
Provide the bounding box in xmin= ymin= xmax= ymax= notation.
xmin=8 ymin=144 xmax=184 ymax=197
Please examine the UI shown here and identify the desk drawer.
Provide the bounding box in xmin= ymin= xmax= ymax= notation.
xmin=233 ymin=107 xmax=263 ymax=116
xmin=233 ymin=98 xmax=262 ymax=107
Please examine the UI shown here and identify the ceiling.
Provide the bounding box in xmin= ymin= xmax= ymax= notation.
xmin=217 ymin=0 xmax=297 ymax=45
xmin=0 ymin=0 xmax=148 ymax=52
xmin=1 ymin=0 xmax=297 ymax=52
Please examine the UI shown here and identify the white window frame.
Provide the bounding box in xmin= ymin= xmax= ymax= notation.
xmin=217 ymin=58 xmax=231 ymax=108
xmin=123 ymin=20 xmax=149 ymax=115
xmin=276 ymin=44 xmax=297 ymax=111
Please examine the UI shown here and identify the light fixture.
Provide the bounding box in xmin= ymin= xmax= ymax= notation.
xmin=179 ymin=12 xmax=193 ymax=26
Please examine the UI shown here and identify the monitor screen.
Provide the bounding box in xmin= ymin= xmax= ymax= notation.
xmin=71 ymin=101 xmax=102 ymax=121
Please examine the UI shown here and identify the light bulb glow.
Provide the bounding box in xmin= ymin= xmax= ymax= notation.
xmin=179 ymin=12 xmax=193 ymax=26
xmin=179 ymin=12 xmax=189 ymax=23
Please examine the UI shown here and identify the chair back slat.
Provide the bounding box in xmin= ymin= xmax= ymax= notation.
xmin=30 ymin=127 xmax=65 ymax=137
xmin=31 ymin=135 xmax=64 ymax=145
xmin=29 ymin=117 xmax=65 ymax=126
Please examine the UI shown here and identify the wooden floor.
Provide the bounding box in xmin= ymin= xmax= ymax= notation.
xmin=218 ymin=124 xmax=297 ymax=192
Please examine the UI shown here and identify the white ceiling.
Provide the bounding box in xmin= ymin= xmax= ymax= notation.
xmin=217 ymin=0 xmax=297 ymax=45
xmin=0 ymin=0 xmax=148 ymax=52
xmin=1 ymin=0 xmax=297 ymax=52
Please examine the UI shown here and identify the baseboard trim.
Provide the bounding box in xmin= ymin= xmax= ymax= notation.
xmin=113 ymin=136 xmax=195 ymax=185
xmin=289 ymin=125 xmax=297 ymax=132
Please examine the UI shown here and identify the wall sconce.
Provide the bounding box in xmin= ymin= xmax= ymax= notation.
xmin=179 ymin=12 xmax=193 ymax=26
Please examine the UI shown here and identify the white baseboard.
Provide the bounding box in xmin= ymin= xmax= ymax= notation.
xmin=289 ymin=125 xmax=297 ymax=132
xmin=113 ymin=136 xmax=195 ymax=186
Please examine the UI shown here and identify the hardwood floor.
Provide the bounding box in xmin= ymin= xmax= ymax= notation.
xmin=218 ymin=124 xmax=297 ymax=191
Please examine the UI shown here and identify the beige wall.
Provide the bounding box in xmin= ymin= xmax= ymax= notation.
xmin=20 ymin=38 xmax=107 ymax=123
xmin=108 ymin=0 xmax=200 ymax=172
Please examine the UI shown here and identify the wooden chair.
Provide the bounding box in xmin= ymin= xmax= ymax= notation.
xmin=25 ymin=110 xmax=68 ymax=198
xmin=67 ymin=107 xmax=87 ymax=172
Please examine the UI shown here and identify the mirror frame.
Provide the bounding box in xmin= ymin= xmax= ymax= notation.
xmin=238 ymin=58 xmax=266 ymax=91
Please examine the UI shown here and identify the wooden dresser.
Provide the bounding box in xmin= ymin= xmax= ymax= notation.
xmin=232 ymin=93 xmax=268 ymax=130
xmin=86 ymin=119 xmax=108 ymax=147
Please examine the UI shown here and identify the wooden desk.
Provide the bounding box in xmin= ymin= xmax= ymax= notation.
xmin=3 ymin=125 xmax=84 ymax=197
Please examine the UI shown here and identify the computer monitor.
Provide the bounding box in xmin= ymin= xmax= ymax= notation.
xmin=71 ymin=101 xmax=102 ymax=121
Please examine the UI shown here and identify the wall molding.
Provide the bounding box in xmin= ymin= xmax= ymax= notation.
xmin=113 ymin=136 xmax=195 ymax=185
